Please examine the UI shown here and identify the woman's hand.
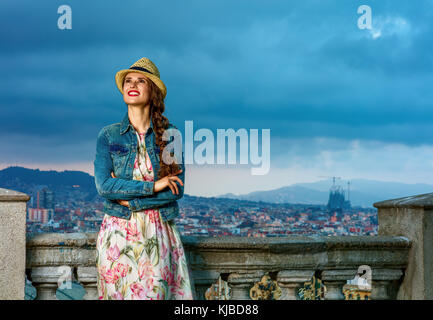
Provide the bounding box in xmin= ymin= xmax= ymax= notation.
xmin=154 ymin=169 xmax=183 ymax=195
xmin=110 ymin=172 xmax=130 ymax=208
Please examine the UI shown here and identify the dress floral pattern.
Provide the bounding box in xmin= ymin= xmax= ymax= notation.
xmin=96 ymin=132 xmax=194 ymax=300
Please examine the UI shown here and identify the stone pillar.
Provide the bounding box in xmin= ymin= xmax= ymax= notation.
xmin=190 ymin=270 xmax=220 ymax=300
xmin=77 ymin=266 xmax=98 ymax=300
xmin=227 ymin=271 xmax=262 ymax=300
xmin=0 ymin=188 xmax=30 ymax=300
xmin=277 ymin=270 xmax=315 ymax=300
xmin=31 ymin=266 xmax=71 ymax=300
xmin=371 ymin=269 xmax=403 ymax=300
xmin=321 ymin=270 xmax=358 ymax=300
xmin=374 ymin=193 xmax=433 ymax=300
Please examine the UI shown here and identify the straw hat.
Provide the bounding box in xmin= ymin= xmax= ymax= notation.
xmin=115 ymin=57 xmax=167 ymax=99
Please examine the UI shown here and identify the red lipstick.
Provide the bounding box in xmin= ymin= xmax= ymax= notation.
xmin=127 ymin=90 xmax=140 ymax=96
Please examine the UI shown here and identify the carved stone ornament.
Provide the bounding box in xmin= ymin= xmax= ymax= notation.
xmin=297 ymin=275 xmax=326 ymax=300
xmin=249 ymin=274 xmax=282 ymax=300
xmin=342 ymin=284 xmax=371 ymax=300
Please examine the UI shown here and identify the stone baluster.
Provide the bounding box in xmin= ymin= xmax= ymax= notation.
xmin=31 ymin=266 xmax=72 ymax=300
xmin=227 ymin=271 xmax=263 ymax=300
xmin=321 ymin=270 xmax=358 ymax=300
xmin=77 ymin=266 xmax=98 ymax=300
xmin=191 ymin=270 xmax=220 ymax=300
xmin=277 ymin=270 xmax=315 ymax=300
xmin=371 ymin=269 xmax=403 ymax=300
xmin=194 ymin=284 xmax=209 ymax=300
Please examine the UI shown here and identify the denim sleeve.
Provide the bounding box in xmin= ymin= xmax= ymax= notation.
xmin=128 ymin=152 xmax=185 ymax=212
xmin=93 ymin=128 xmax=155 ymax=200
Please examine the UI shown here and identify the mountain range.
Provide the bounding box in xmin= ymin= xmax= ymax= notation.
xmin=1 ymin=166 xmax=432 ymax=207
xmin=0 ymin=166 xmax=99 ymax=203
xmin=217 ymin=179 xmax=433 ymax=207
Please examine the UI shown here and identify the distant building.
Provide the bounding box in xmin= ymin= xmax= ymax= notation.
xmin=32 ymin=187 xmax=55 ymax=210
xmin=28 ymin=187 xmax=55 ymax=224
xmin=43 ymin=189 xmax=54 ymax=209
xmin=330 ymin=212 xmax=338 ymax=223
xmin=28 ymin=208 xmax=54 ymax=224
xmin=327 ymin=184 xmax=351 ymax=220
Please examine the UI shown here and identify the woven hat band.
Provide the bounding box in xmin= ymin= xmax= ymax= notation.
xmin=129 ymin=66 xmax=154 ymax=75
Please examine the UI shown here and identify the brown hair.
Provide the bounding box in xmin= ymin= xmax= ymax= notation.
xmin=144 ymin=77 xmax=181 ymax=180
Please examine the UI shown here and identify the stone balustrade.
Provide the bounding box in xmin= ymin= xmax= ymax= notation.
xmin=3 ymin=186 xmax=433 ymax=300
xmin=26 ymin=233 xmax=411 ymax=300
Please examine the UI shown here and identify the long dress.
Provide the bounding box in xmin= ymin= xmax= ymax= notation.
xmin=96 ymin=131 xmax=194 ymax=300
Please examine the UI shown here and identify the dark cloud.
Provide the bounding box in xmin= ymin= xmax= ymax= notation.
xmin=1 ymin=0 xmax=433 ymax=167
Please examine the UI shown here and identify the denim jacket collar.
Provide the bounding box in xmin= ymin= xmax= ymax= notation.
xmin=120 ymin=110 xmax=154 ymax=135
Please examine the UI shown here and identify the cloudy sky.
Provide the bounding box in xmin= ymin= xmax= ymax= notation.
xmin=2 ymin=0 xmax=433 ymax=197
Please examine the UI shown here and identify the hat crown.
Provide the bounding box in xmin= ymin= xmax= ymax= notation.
xmin=130 ymin=57 xmax=160 ymax=78
xmin=115 ymin=56 xmax=167 ymax=98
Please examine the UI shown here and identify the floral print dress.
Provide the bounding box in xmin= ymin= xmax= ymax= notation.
xmin=96 ymin=132 xmax=194 ymax=300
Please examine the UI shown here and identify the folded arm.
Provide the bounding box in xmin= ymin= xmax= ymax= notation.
xmin=128 ymin=159 xmax=185 ymax=211
xmin=93 ymin=128 xmax=155 ymax=200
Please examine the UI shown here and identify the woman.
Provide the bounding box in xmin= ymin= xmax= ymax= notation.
xmin=93 ymin=57 xmax=194 ymax=300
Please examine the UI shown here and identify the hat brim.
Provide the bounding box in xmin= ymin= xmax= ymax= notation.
xmin=115 ymin=69 xmax=167 ymax=99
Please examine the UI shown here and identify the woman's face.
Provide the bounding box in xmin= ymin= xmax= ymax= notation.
xmin=122 ymin=72 xmax=151 ymax=106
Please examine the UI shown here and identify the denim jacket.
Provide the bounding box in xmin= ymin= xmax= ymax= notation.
xmin=93 ymin=111 xmax=184 ymax=221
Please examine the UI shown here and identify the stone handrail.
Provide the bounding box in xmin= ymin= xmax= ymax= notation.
xmin=26 ymin=233 xmax=411 ymax=300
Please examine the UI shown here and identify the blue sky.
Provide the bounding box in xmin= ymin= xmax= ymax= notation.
xmin=2 ymin=0 xmax=433 ymax=196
